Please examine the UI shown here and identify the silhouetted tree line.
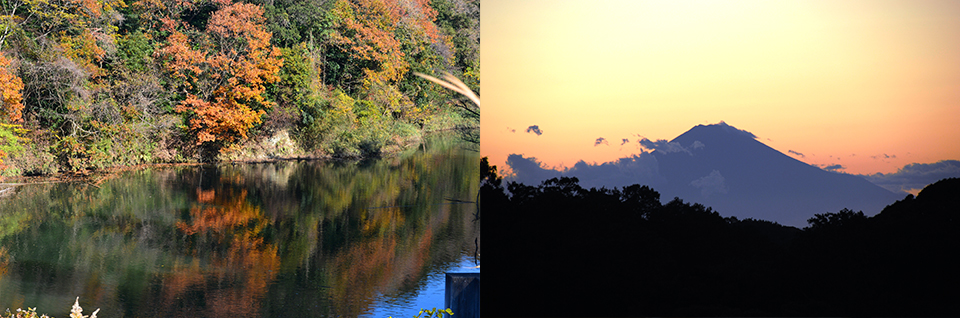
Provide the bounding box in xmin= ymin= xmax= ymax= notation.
xmin=481 ymin=158 xmax=960 ymax=317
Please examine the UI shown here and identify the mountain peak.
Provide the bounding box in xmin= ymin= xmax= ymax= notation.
xmin=654 ymin=121 xmax=899 ymax=227
xmin=685 ymin=121 xmax=758 ymax=140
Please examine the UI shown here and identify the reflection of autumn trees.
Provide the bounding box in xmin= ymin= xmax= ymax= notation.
xmin=176 ymin=188 xmax=267 ymax=236
xmin=248 ymin=135 xmax=479 ymax=315
xmin=156 ymin=150 xmax=475 ymax=316
xmin=0 ymin=134 xmax=479 ymax=316
xmin=160 ymin=185 xmax=280 ymax=317
xmin=324 ymin=219 xmax=433 ymax=316
xmin=361 ymin=207 xmax=406 ymax=236
xmin=0 ymin=247 xmax=9 ymax=277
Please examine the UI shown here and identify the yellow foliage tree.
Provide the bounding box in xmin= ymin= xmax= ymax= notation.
xmin=330 ymin=0 xmax=407 ymax=84
xmin=1 ymin=0 xmax=125 ymax=78
xmin=328 ymin=0 xmax=453 ymax=124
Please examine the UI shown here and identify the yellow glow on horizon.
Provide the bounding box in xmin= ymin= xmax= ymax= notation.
xmin=482 ymin=0 xmax=960 ymax=175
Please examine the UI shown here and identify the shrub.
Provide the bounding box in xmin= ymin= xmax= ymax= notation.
xmin=389 ymin=307 xmax=454 ymax=318
xmin=1 ymin=297 xmax=98 ymax=318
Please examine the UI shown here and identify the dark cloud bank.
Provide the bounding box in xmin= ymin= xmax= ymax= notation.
xmin=502 ymin=122 xmax=955 ymax=227
xmin=862 ymin=160 xmax=960 ymax=194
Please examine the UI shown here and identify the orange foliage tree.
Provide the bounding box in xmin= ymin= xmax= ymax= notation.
xmin=0 ymin=52 xmax=24 ymax=123
xmin=153 ymin=0 xmax=283 ymax=149
xmin=0 ymin=52 xmax=20 ymax=175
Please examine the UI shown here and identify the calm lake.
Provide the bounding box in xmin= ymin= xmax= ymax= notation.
xmin=0 ymin=133 xmax=480 ymax=317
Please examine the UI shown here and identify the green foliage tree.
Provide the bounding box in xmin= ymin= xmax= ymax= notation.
xmin=0 ymin=123 xmax=25 ymax=174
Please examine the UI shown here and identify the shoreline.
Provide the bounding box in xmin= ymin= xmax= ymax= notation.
xmin=0 ymin=128 xmax=478 ymax=189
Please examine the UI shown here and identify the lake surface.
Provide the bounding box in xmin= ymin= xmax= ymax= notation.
xmin=0 ymin=134 xmax=479 ymax=317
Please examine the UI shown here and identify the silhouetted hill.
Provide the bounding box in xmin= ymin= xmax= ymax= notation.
xmin=483 ymin=156 xmax=960 ymax=317
xmin=788 ymin=177 xmax=960 ymax=316
xmin=874 ymin=177 xmax=960 ymax=223
xmin=653 ymin=122 xmax=901 ymax=226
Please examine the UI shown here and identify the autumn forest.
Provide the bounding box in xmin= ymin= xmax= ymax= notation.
xmin=0 ymin=0 xmax=479 ymax=176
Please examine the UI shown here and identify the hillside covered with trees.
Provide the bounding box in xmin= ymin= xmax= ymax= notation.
xmin=481 ymin=157 xmax=960 ymax=316
xmin=0 ymin=0 xmax=478 ymax=176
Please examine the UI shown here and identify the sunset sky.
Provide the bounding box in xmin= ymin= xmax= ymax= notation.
xmin=481 ymin=0 xmax=960 ymax=176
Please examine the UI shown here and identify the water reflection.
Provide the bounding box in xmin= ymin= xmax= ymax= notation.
xmin=0 ymin=133 xmax=479 ymax=317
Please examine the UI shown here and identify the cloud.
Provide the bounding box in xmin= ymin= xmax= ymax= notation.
xmin=526 ymin=125 xmax=542 ymax=136
xmin=505 ymin=154 xmax=561 ymax=186
xmin=871 ymin=153 xmax=898 ymax=160
xmin=638 ymin=138 xmax=691 ymax=154
xmin=620 ymin=138 xmax=630 ymax=146
xmin=822 ymin=164 xmax=845 ymax=172
xmin=504 ymin=153 xmax=665 ymax=190
xmin=566 ymin=154 xmax=665 ymax=189
xmin=689 ymin=170 xmax=728 ymax=198
xmin=861 ymin=160 xmax=960 ymax=195
xmin=594 ymin=137 xmax=608 ymax=146
xmin=507 ymin=127 xmax=516 ymax=133
xmin=788 ymin=150 xmax=805 ymax=158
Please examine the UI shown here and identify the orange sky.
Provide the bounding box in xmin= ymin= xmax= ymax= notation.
xmin=481 ymin=0 xmax=960 ymax=176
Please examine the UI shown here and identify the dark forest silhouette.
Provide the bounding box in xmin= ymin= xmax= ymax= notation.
xmin=481 ymin=157 xmax=960 ymax=316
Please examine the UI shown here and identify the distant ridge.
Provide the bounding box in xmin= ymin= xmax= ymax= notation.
xmin=652 ymin=122 xmax=901 ymax=227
